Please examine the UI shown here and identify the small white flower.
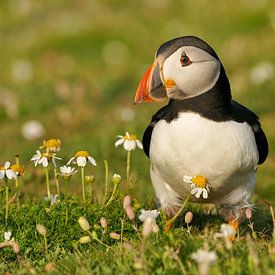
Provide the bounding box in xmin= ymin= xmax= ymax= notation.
xmin=67 ymin=150 xmax=97 ymax=168
xmin=0 ymin=161 xmax=17 ymax=180
xmin=44 ymin=194 xmax=59 ymax=205
xmin=191 ymin=248 xmax=217 ymax=264
xmin=4 ymin=231 xmax=12 ymax=242
xmin=112 ymin=173 xmax=122 ymax=185
xmin=31 ymin=150 xmax=48 ymax=167
xmin=183 ymin=175 xmax=210 ymax=199
xmin=139 ymin=209 xmax=160 ymax=237
xmin=60 ymin=165 xmax=77 ymax=180
xmin=115 ymin=132 xmax=143 ymax=151
xmin=215 ymin=223 xmax=236 ymax=239
xmin=138 ymin=209 xmax=160 ymax=222
xmin=31 ymin=150 xmax=61 ymax=167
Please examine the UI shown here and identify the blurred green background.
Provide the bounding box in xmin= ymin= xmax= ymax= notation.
xmin=0 ymin=0 xmax=274 ymax=203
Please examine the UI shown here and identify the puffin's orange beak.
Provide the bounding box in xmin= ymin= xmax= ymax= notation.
xmin=134 ymin=61 xmax=167 ymax=104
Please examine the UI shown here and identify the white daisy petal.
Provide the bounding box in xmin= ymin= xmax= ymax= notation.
xmin=4 ymin=161 xmax=11 ymax=169
xmin=6 ymin=169 xmax=16 ymax=180
xmin=0 ymin=171 xmax=4 ymax=179
xmin=202 ymin=188 xmax=208 ymax=199
xmin=87 ymin=156 xmax=97 ymax=166
xmin=191 ymin=187 xmax=199 ymax=195
xmin=183 ymin=175 xmax=192 ymax=183
xmin=136 ymin=139 xmax=143 ymax=149
xmin=67 ymin=157 xmax=75 ymax=165
xmin=77 ymin=156 xmax=87 ymax=167
xmin=195 ymin=188 xmax=203 ymax=199
xmin=41 ymin=158 xmax=49 ymax=167
xmin=115 ymin=138 xmax=124 ymax=148
xmin=123 ymin=140 xmax=131 ymax=151
xmin=125 ymin=132 xmax=130 ymax=139
xmin=124 ymin=140 xmax=136 ymax=151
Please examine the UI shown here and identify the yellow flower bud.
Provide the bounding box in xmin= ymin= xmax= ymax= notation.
xmin=112 ymin=173 xmax=121 ymax=185
xmin=91 ymin=231 xmax=98 ymax=240
xmin=109 ymin=232 xmax=120 ymax=240
xmin=78 ymin=216 xmax=90 ymax=231
xmin=85 ymin=175 xmax=95 ymax=183
xmin=79 ymin=236 xmax=91 ymax=244
xmin=36 ymin=224 xmax=47 ymax=236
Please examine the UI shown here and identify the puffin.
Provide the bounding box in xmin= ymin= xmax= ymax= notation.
xmin=134 ymin=36 xmax=268 ymax=228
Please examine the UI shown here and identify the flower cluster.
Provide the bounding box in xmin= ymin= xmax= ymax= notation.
xmin=31 ymin=138 xmax=62 ymax=168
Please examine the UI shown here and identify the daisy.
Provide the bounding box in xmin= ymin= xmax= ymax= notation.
xmin=183 ymin=175 xmax=210 ymax=199
xmin=40 ymin=138 xmax=61 ymax=153
xmin=60 ymin=165 xmax=77 ymax=180
xmin=138 ymin=209 xmax=160 ymax=222
xmin=115 ymin=132 xmax=143 ymax=151
xmin=215 ymin=223 xmax=236 ymax=239
xmin=191 ymin=248 xmax=217 ymax=264
xmin=31 ymin=150 xmax=61 ymax=167
xmin=44 ymin=194 xmax=59 ymax=205
xmin=67 ymin=150 xmax=97 ymax=167
xmin=4 ymin=231 xmax=13 ymax=242
xmin=0 ymin=162 xmax=17 ymax=180
xmin=10 ymin=164 xmax=24 ymax=176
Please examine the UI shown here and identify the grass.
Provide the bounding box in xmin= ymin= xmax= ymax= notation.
xmin=0 ymin=190 xmax=274 ymax=274
xmin=0 ymin=0 xmax=275 ymax=273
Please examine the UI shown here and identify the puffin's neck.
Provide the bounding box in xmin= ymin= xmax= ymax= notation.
xmin=165 ymin=66 xmax=232 ymax=122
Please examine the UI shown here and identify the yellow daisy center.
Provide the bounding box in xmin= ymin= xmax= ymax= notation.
xmin=75 ymin=150 xmax=90 ymax=157
xmin=191 ymin=175 xmax=207 ymax=188
xmin=42 ymin=139 xmax=61 ymax=149
xmin=42 ymin=152 xmax=52 ymax=159
xmin=124 ymin=134 xmax=137 ymax=141
xmin=11 ymin=164 xmax=25 ymax=175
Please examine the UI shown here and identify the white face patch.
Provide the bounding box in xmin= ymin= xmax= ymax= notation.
xmin=162 ymin=46 xmax=221 ymax=99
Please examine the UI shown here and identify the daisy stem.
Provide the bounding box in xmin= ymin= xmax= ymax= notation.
xmin=54 ymin=168 xmax=60 ymax=196
xmin=81 ymin=167 xmax=86 ymax=203
xmin=164 ymin=194 xmax=191 ymax=229
xmin=126 ymin=151 xmax=131 ymax=189
xmin=5 ymin=179 xmax=9 ymax=229
xmin=89 ymin=181 xmax=93 ymax=196
xmin=44 ymin=235 xmax=48 ymax=254
xmin=88 ymin=231 xmax=113 ymax=250
xmin=15 ymin=155 xmax=20 ymax=209
xmin=45 ymin=166 xmax=51 ymax=200
xmin=65 ymin=179 xmax=69 ymax=200
xmin=105 ymin=183 xmax=118 ymax=207
xmin=104 ymin=160 xmax=109 ymax=203
xmin=65 ymin=179 xmax=69 ymax=226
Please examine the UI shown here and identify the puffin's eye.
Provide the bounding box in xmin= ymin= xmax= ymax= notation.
xmin=180 ymin=52 xmax=192 ymax=66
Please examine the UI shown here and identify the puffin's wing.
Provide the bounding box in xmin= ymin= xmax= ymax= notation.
xmin=232 ymin=100 xmax=268 ymax=164
xmin=142 ymin=105 xmax=169 ymax=158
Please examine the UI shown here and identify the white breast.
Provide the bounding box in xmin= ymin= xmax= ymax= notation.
xmin=150 ymin=112 xmax=259 ymax=204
